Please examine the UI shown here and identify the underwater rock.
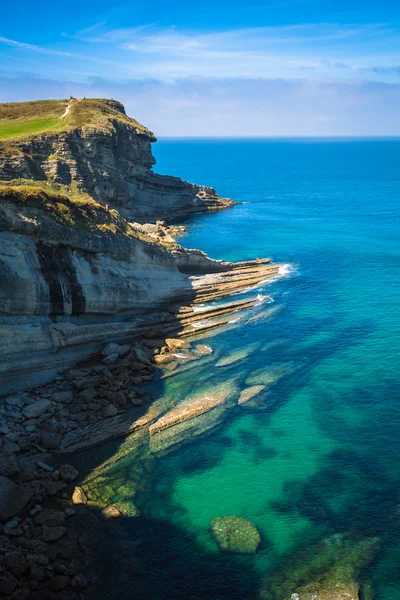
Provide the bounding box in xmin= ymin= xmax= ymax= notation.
xmin=245 ymin=363 xmax=293 ymax=386
xmin=215 ymin=343 xmax=258 ymax=367
xmin=261 ymin=533 xmax=381 ymax=600
xmin=196 ymin=344 xmax=213 ymax=355
xmin=102 ymin=501 xmax=140 ymax=519
xmin=210 ymin=516 xmax=261 ymax=554
xmin=149 ymin=381 xmax=239 ymax=436
xmin=238 ymin=385 xmax=266 ymax=405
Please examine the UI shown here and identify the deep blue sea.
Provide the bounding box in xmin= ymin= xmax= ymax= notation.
xmin=84 ymin=139 xmax=400 ymax=599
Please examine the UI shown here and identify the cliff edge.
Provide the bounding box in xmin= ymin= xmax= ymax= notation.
xmin=0 ymin=98 xmax=233 ymax=221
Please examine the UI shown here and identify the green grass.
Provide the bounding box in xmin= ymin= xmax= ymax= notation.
xmin=0 ymin=116 xmax=67 ymax=140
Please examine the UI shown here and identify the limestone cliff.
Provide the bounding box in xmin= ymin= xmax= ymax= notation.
xmin=0 ymin=98 xmax=233 ymax=221
xmin=0 ymin=187 xmax=233 ymax=394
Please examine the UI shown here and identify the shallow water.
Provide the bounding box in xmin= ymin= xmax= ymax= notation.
xmin=84 ymin=139 xmax=400 ymax=599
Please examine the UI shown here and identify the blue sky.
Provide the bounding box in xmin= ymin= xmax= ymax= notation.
xmin=1 ymin=0 xmax=400 ymax=135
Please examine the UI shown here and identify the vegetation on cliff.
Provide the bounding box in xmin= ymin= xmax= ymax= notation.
xmin=0 ymin=179 xmax=164 ymax=243
xmin=0 ymin=97 xmax=154 ymax=144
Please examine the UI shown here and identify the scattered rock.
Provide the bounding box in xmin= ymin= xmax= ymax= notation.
xmin=49 ymin=575 xmax=71 ymax=591
xmin=0 ymin=476 xmax=33 ymax=520
xmin=72 ymin=486 xmax=87 ymax=505
xmin=38 ymin=430 xmax=63 ymax=449
xmin=102 ymin=353 xmax=119 ymax=365
xmin=210 ymin=516 xmax=261 ymax=554
xmin=5 ymin=395 xmax=24 ymax=407
xmin=103 ymin=404 xmax=118 ymax=418
xmin=0 ymin=450 xmax=20 ymax=478
xmin=59 ymin=464 xmax=79 ymax=482
xmin=0 ymin=572 xmax=17 ymax=594
xmin=132 ymin=346 xmax=151 ymax=365
xmin=102 ymin=342 xmax=121 ymax=357
xmin=42 ymin=525 xmax=67 ymax=542
xmin=35 ymin=509 xmax=66 ymax=527
xmin=165 ymin=338 xmax=190 ymax=351
xmin=22 ymin=400 xmax=51 ymax=419
xmin=52 ymin=391 xmax=73 ymax=404
xmin=196 ymin=344 xmax=213 ymax=355
xmin=3 ymin=442 xmax=20 ymax=454
xmin=42 ymin=481 xmax=66 ymax=496
xmin=71 ymin=573 xmax=88 ymax=589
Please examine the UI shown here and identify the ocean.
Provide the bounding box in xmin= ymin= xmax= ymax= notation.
xmin=84 ymin=139 xmax=400 ymax=599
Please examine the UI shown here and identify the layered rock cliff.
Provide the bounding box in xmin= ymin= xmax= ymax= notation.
xmin=0 ymin=188 xmax=234 ymax=393
xmin=0 ymin=98 xmax=277 ymax=395
xmin=0 ymin=99 xmax=233 ymax=221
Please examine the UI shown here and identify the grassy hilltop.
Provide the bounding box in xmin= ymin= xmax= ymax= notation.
xmin=0 ymin=97 xmax=152 ymax=141
xmin=0 ymin=98 xmax=161 ymax=243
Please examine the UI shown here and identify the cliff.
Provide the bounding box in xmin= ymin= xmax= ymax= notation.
xmin=0 ymin=181 xmax=235 ymax=393
xmin=0 ymin=98 xmax=233 ymax=221
xmin=0 ymin=99 xmax=276 ymax=395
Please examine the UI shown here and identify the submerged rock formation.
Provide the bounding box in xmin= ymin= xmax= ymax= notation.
xmin=210 ymin=516 xmax=261 ymax=554
xmin=0 ymin=99 xmax=233 ymax=221
xmin=261 ymin=534 xmax=381 ymax=600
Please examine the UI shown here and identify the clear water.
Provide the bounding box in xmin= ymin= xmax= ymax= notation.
xmin=84 ymin=139 xmax=400 ymax=599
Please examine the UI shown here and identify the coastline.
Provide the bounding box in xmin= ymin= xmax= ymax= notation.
xmin=0 ymin=211 xmax=283 ymax=598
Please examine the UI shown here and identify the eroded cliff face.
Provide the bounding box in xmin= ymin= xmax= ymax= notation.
xmin=0 ymin=198 xmax=231 ymax=394
xmin=0 ymin=102 xmax=232 ymax=221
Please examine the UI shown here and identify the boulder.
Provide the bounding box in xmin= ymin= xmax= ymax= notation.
xmin=49 ymin=575 xmax=71 ymax=591
xmin=102 ymin=353 xmax=119 ymax=365
xmin=35 ymin=509 xmax=66 ymax=527
xmin=196 ymin=344 xmax=213 ymax=355
xmin=132 ymin=346 xmax=151 ymax=365
xmin=0 ymin=450 xmax=20 ymax=478
xmin=38 ymin=430 xmax=63 ymax=449
xmin=71 ymin=573 xmax=88 ymax=589
xmin=0 ymin=572 xmax=17 ymax=595
xmin=165 ymin=338 xmax=190 ymax=352
xmin=210 ymin=516 xmax=261 ymax=554
xmin=72 ymin=486 xmax=87 ymax=505
xmin=59 ymin=464 xmax=79 ymax=482
xmin=42 ymin=525 xmax=67 ymax=542
xmin=101 ymin=343 xmax=121 ymax=357
xmin=118 ymin=344 xmax=131 ymax=357
xmin=22 ymin=399 xmax=51 ymax=419
xmin=0 ymin=476 xmax=33 ymax=520
xmin=42 ymin=481 xmax=66 ymax=496
xmin=103 ymin=404 xmax=118 ymax=418
xmin=52 ymin=391 xmax=73 ymax=404
xmin=5 ymin=395 xmax=24 ymax=407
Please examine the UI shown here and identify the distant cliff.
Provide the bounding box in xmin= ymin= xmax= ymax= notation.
xmin=0 ymin=98 xmax=233 ymax=221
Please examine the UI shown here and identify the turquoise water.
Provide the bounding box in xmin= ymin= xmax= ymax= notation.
xmin=87 ymin=139 xmax=400 ymax=599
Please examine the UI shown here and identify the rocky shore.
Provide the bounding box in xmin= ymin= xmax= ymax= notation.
xmin=0 ymin=98 xmax=284 ymax=598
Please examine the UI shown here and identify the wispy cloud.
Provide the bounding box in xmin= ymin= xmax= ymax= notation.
xmin=0 ymin=35 xmax=73 ymax=57
xmin=69 ymin=22 xmax=400 ymax=81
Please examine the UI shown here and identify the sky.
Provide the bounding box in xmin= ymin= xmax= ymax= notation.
xmin=1 ymin=0 xmax=400 ymax=136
